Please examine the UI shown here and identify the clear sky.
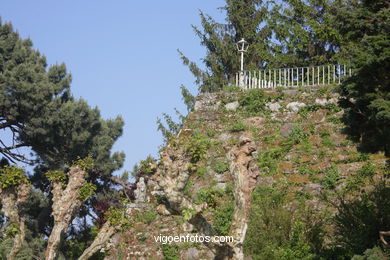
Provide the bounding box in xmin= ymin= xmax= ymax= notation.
xmin=1 ymin=0 xmax=226 ymax=175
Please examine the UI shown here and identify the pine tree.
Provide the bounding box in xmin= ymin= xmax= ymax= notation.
xmin=179 ymin=0 xmax=273 ymax=92
xmin=269 ymin=0 xmax=342 ymax=67
xmin=337 ymin=0 xmax=390 ymax=155
xmin=0 ymin=20 xmax=126 ymax=258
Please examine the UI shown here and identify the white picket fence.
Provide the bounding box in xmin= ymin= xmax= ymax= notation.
xmin=235 ymin=64 xmax=351 ymax=90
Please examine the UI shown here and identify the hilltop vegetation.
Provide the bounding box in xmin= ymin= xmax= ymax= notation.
xmin=109 ymin=87 xmax=389 ymax=259
xmin=0 ymin=0 xmax=389 ymax=259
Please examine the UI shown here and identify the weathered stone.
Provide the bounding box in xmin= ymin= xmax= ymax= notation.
xmin=134 ymin=177 xmax=147 ymax=203
xmin=315 ymin=98 xmax=338 ymax=106
xmin=315 ymin=98 xmax=328 ymax=106
xmin=244 ymin=117 xmax=265 ymax=128
xmin=218 ymin=133 xmax=232 ymax=142
xmin=225 ymin=101 xmax=239 ymax=111
xmin=181 ymin=222 xmax=194 ymax=232
xmin=215 ymin=182 xmax=227 ymax=191
xmin=182 ymin=247 xmax=200 ymax=260
xmin=286 ymin=101 xmax=306 ymax=112
xmin=194 ymin=93 xmax=220 ymax=111
xmin=280 ymin=123 xmax=293 ymax=138
xmin=156 ymin=204 xmax=171 ymax=216
xmin=266 ymin=102 xmax=281 ymax=112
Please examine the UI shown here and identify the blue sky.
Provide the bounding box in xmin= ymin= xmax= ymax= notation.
xmin=1 ymin=1 xmax=225 ymax=175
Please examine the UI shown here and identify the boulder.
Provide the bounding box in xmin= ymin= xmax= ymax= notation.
xmin=182 ymin=248 xmax=200 ymax=260
xmin=156 ymin=204 xmax=171 ymax=216
xmin=266 ymin=102 xmax=281 ymax=112
xmin=225 ymin=101 xmax=239 ymax=111
xmin=286 ymin=101 xmax=306 ymax=112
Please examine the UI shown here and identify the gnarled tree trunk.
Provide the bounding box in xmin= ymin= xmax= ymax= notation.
xmin=0 ymin=183 xmax=30 ymax=260
xmin=45 ymin=166 xmax=87 ymax=260
xmin=78 ymin=220 xmax=117 ymax=260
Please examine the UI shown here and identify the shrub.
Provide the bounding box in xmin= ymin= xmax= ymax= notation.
xmin=358 ymin=162 xmax=375 ymax=178
xmin=257 ymin=146 xmax=289 ymax=175
xmin=287 ymin=125 xmax=309 ymax=145
xmin=320 ymin=166 xmax=340 ymax=189
xmin=184 ymin=131 xmax=211 ymax=163
xmin=239 ymin=89 xmax=266 ymax=114
xmin=244 ymin=186 xmax=316 ymax=259
xmin=351 ymin=247 xmax=388 ymax=260
xmin=212 ymin=161 xmax=229 ymax=174
xmin=79 ymin=182 xmax=97 ymax=200
xmin=334 ymin=182 xmax=390 ymax=255
xmin=320 ymin=129 xmax=334 ymax=147
xmin=135 ymin=210 xmax=157 ymax=224
xmin=194 ymin=167 xmax=207 ymax=178
xmin=195 ymin=188 xmax=224 ymax=209
xmin=228 ymin=119 xmax=248 ymax=132
xmin=162 ymin=244 xmax=180 ymax=260
xmin=45 ymin=170 xmax=66 ymax=183
xmin=0 ymin=165 xmax=28 ymax=189
xmin=212 ymin=201 xmax=234 ymax=236
xmin=74 ymin=155 xmax=94 ymax=171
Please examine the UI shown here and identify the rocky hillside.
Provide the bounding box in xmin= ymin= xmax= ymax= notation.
xmin=106 ymin=86 xmax=389 ymax=260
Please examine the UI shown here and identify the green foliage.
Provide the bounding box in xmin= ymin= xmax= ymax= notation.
xmin=212 ymin=161 xmax=229 ymax=174
xmin=320 ymin=166 xmax=340 ymax=190
xmin=184 ymin=131 xmax=211 ymax=163
xmin=183 ymin=179 xmax=193 ymax=197
xmin=131 ymin=155 xmax=157 ymax=178
xmin=195 ymin=188 xmax=224 ymax=209
xmin=336 ymin=0 xmax=390 ymax=156
xmin=228 ymin=119 xmax=248 ymax=132
xmin=61 ymin=226 xmax=105 ymax=260
xmin=0 ymin=20 xmax=125 ymax=259
xmin=223 ymin=85 xmax=241 ymax=93
xmin=105 ymin=207 xmax=132 ymax=231
xmin=287 ymin=125 xmax=309 ymax=145
xmin=358 ymin=162 xmax=376 ymax=179
xmin=5 ymin=223 xmax=19 ymax=238
xmin=320 ymin=129 xmax=334 ymax=148
xmin=269 ymin=0 xmax=341 ymax=67
xmin=334 ymin=182 xmax=390 ymax=255
xmin=0 ymin=165 xmax=28 ymax=189
xmin=74 ymin=156 xmax=94 ymax=171
xmin=180 ymin=85 xmax=195 ymax=112
xmin=182 ymin=208 xmax=196 ymax=222
xmin=244 ymin=186 xmax=316 ymax=259
xmin=257 ymin=145 xmax=291 ymax=175
xmin=194 ymin=167 xmax=207 ymax=178
xmin=78 ymin=182 xmax=97 ymax=200
xmin=351 ymin=246 xmax=388 ymax=260
xmin=157 ymin=112 xmax=183 ymax=142
xmin=45 ymin=170 xmax=66 ymax=183
xmin=162 ymin=244 xmax=180 ymax=260
xmin=134 ymin=210 xmax=157 ymax=224
xmin=212 ymin=201 xmax=234 ymax=236
xmin=178 ymin=1 xmax=272 ymax=92
xmin=239 ymin=89 xmax=266 ymax=114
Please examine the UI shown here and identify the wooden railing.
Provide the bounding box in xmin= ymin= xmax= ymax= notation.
xmin=235 ymin=64 xmax=351 ymax=89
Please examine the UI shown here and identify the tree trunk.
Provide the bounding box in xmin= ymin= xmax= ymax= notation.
xmin=78 ymin=221 xmax=117 ymax=260
xmin=0 ymin=183 xmax=30 ymax=260
xmin=45 ymin=166 xmax=87 ymax=260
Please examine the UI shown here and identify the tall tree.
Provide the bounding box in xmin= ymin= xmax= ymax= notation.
xmin=0 ymin=20 xmax=126 ymax=258
xmin=179 ymin=0 xmax=273 ymax=92
xmin=269 ymin=0 xmax=342 ymax=67
xmin=336 ymin=0 xmax=390 ymax=155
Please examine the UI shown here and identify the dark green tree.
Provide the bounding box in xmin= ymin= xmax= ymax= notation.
xmin=0 ymin=20 xmax=126 ymax=258
xmin=336 ymin=0 xmax=390 ymax=155
xmin=179 ymin=0 xmax=273 ymax=92
xmin=269 ymin=0 xmax=342 ymax=67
